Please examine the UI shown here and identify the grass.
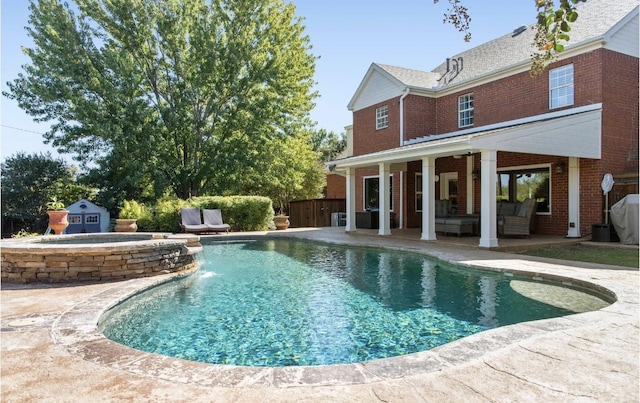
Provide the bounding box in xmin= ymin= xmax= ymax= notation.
xmin=520 ymin=244 xmax=639 ymax=268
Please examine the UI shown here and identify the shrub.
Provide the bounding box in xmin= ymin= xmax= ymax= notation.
xmin=151 ymin=197 xmax=190 ymax=232
xmin=118 ymin=196 xmax=273 ymax=232
xmin=119 ymin=200 xmax=154 ymax=231
xmin=191 ymin=195 xmax=273 ymax=231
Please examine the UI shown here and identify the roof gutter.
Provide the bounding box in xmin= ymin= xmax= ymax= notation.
xmin=399 ymin=87 xmax=410 ymax=146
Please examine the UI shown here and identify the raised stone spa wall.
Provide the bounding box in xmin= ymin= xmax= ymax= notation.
xmin=1 ymin=233 xmax=202 ymax=284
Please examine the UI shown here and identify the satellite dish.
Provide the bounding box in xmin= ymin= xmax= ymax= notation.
xmin=601 ymin=173 xmax=614 ymax=195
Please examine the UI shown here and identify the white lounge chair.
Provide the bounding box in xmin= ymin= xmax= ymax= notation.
xmin=203 ymin=209 xmax=231 ymax=233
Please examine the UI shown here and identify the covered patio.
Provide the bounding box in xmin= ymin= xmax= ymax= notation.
xmin=334 ymin=104 xmax=602 ymax=248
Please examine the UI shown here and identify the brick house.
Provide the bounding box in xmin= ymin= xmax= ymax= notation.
xmin=332 ymin=0 xmax=639 ymax=247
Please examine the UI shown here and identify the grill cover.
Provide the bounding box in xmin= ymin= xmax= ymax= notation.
xmin=610 ymin=194 xmax=639 ymax=245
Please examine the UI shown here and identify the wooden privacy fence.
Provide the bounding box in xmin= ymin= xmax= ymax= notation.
xmin=288 ymin=199 xmax=346 ymax=228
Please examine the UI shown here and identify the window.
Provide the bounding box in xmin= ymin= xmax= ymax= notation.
xmin=415 ymin=173 xmax=423 ymax=212
xmin=497 ymin=166 xmax=550 ymax=213
xmin=549 ymin=64 xmax=574 ymax=109
xmin=364 ymin=175 xmax=393 ymax=210
xmin=86 ymin=214 xmax=99 ymax=223
xmin=69 ymin=215 xmax=81 ymax=224
xmin=376 ymin=105 xmax=388 ymax=130
xmin=458 ymin=93 xmax=474 ymax=127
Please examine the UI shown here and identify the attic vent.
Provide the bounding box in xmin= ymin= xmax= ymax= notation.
xmin=512 ymin=26 xmax=527 ymax=37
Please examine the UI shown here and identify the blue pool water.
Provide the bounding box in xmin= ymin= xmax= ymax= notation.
xmin=100 ymin=239 xmax=610 ymax=367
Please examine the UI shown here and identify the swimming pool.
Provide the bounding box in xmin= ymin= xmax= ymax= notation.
xmin=99 ymin=239 xmax=611 ymax=367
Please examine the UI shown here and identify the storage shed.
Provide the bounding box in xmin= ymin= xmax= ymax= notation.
xmin=65 ymin=199 xmax=110 ymax=233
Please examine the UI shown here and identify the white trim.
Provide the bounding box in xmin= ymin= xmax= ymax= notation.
xmin=549 ymin=64 xmax=574 ymax=109
xmin=458 ymin=93 xmax=474 ymax=128
xmin=498 ymin=164 xmax=552 ymax=215
xmin=439 ymin=172 xmax=459 ymax=203
xmin=376 ymin=105 xmax=389 ymax=130
xmin=567 ymin=157 xmax=581 ymax=237
xmin=363 ymin=174 xmax=394 ymax=211
xmin=332 ymin=104 xmax=602 ymax=170
xmin=415 ymin=172 xmax=423 ymax=212
xmin=399 ymin=88 xmax=410 ymax=146
xmin=466 ymin=155 xmax=474 ymax=214
xmin=399 ymin=170 xmax=404 ymax=229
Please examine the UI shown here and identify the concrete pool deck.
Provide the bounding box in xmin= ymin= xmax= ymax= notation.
xmin=1 ymin=227 xmax=638 ymax=402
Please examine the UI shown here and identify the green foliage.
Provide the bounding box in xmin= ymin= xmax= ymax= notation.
xmin=122 ymin=195 xmax=273 ymax=232
xmin=46 ymin=195 xmax=67 ymax=211
xmin=309 ymin=128 xmax=347 ymax=163
xmin=118 ymin=200 xmax=150 ymax=220
xmin=6 ymin=0 xmax=319 ymax=200
xmin=245 ymin=133 xmax=325 ymax=214
xmin=11 ymin=229 xmax=42 ymax=238
xmin=532 ymin=0 xmax=588 ymax=75
xmin=1 ymin=152 xmax=94 ymax=234
xmin=148 ymin=197 xmax=190 ymax=233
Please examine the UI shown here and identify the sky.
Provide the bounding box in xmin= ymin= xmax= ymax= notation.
xmin=1 ymin=1 xmax=536 ymax=165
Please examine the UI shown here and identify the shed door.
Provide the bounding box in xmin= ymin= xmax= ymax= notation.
xmin=66 ymin=214 xmax=83 ymax=234
xmin=84 ymin=214 xmax=101 ymax=233
xmin=65 ymin=213 xmax=101 ymax=233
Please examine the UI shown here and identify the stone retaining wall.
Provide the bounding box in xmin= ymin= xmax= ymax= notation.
xmin=1 ymin=233 xmax=202 ymax=284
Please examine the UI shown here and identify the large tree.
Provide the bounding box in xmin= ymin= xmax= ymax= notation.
xmin=5 ymin=0 xmax=318 ymax=199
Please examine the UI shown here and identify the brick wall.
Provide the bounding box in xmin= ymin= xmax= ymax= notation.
xmin=349 ymin=48 xmax=638 ymax=236
xmin=325 ymin=173 xmax=346 ymax=199
xmin=353 ymin=99 xmax=401 ymax=155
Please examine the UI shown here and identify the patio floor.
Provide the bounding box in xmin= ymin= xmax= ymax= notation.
xmin=2 ymin=227 xmax=638 ymax=402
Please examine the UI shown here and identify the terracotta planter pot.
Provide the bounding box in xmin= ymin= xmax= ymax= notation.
xmin=115 ymin=218 xmax=138 ymax=232
xmin=274 ymin=215 xmax=290 ymax=230
xmin=47 ymin=210 xmax=69 ymax=235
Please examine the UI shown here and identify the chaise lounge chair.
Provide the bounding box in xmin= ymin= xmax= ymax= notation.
xmin=203 ymin=209 xmax=231 ymax=233
xmin=180 ymin=207 xmax=210 ymax=234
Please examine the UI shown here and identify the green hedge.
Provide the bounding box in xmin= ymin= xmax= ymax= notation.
xmin=119 ymin=196 xmax=273 ymax=232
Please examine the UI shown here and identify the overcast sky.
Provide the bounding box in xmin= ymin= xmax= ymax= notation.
xmin=1 ymin=0 xmax=535 ymax=164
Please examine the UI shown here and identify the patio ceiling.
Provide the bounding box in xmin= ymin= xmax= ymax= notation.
xmin=333 ymin=104 xmax=602 ymax=169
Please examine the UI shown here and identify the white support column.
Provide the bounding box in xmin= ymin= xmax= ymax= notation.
xmin=567 ymin=157 xmax=581 ymax=238
xmin=466 ymin=154 xmax=474 ymax=214
xmin=399 ymin=171 xmax=404 ymax=229
xmin=345 ymin=167 xmax=357 ymax=232
xmin=378 ymin=162 xmax=391 ymax=236
xmin=421 ymin=156 xmax=437 ymax=241
xmin=479 ymin=150 xmax=499 ymax=248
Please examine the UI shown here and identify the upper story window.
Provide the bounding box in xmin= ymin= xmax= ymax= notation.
xmin=549 ymin=64 xmax=574 ymax=109
xmin=376 ymin=105 xmax=388 ymax=130
xmin=458 ymin=93 xmax=474 ymax=127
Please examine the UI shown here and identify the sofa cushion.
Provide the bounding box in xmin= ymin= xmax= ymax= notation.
xmin=517 ymin=199 xmax=532 ymax=217
xmin=498 ymin=202 xmax=517 ymax=216
xmin=435 ymin=200 xmax=450 ymax=218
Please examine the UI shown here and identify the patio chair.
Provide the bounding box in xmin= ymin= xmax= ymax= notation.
xmin=203 ymin=209 xmax=231 ymax=234
xmin=180 ymin=207 xmax=210 ymax=234
xmin=499 ymin=198 xmax=537 ymax=238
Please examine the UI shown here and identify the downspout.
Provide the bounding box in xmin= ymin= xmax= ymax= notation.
xmin=398 ymin=88 xmax=410 ymax=229
xmin=399 ymin=87 xmax=410 ymax=146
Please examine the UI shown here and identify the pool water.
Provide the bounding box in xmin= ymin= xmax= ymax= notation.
xmin=100 ymin=239 xmax=610 ymax=367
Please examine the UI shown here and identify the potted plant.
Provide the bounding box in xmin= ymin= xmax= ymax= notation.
xmin=273 ymin=202 xmax=290 ymax=230
xmin=46 ymin=196 xmax=69 ymax=235
xmin=115 ymin=200 xmax=140 ymax=232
